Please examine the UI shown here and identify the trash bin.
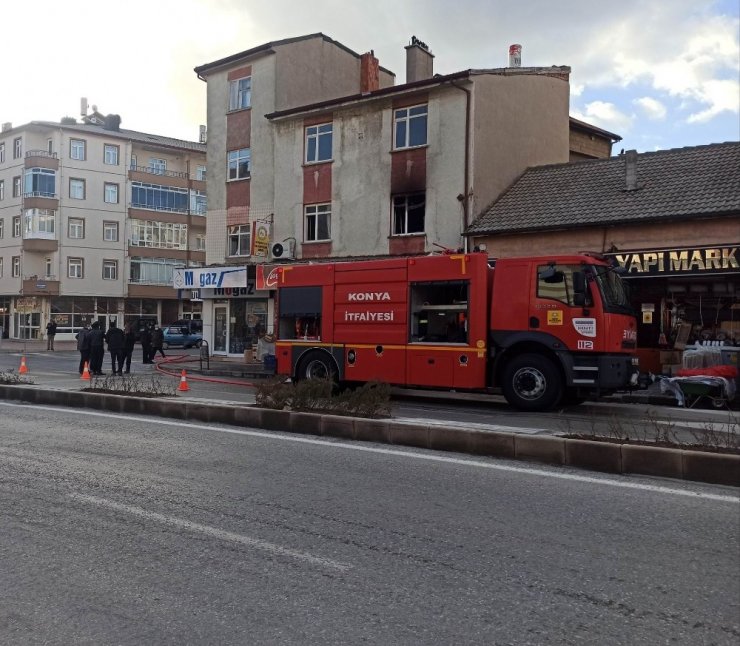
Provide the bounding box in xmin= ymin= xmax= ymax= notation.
xmin=263 ymin=354 xmax=277 ymax=373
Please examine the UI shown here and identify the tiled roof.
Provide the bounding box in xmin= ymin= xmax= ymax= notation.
xmin=27 ymin=121 xmax=206 ymax=153
xmin=467 ymin=141 xmax=740 ymax=235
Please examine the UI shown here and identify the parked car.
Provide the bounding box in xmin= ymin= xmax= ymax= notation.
xmin=162 ymin=325 xmax=203 ymax=349
xmin=170 ymin=319 xmax=203 ymax=334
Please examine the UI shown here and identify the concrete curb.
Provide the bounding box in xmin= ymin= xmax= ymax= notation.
xmin=1 ymin=384 xmax=737 ymax=487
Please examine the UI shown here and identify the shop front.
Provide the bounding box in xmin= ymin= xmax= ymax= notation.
xmin=606 ymin=244 xmax=739 ymax=374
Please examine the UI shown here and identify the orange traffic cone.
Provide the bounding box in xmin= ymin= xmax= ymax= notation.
xmin=178 ymin=369 xmax=190 ymax=392
xmin=19 ymin=356 xmax=28 ymax=374
xmin=81 ymin=361 xmax=91 ymax=381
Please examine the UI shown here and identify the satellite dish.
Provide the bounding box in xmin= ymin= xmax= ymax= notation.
xmin=272 ymin=242 xmax=284 ymax=257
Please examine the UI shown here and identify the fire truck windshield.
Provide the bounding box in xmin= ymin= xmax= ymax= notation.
xmin=591 ymin=265 xmax=632 ymax=313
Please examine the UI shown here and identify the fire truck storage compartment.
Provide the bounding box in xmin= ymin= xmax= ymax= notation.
xmin=279 ymin=286 xmax=322 ymax=340
xmin=410 ymin=280 xmax=469 ymax=343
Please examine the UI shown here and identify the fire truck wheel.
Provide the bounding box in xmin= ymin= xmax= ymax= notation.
xmin=298 ymin=351 xmax=337 ymax=383
xmin=502 ymin=354 xmax=563 ymax=411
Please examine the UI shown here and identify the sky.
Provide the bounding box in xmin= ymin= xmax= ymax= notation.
xmin=5 ymin=0 xmax=739 ymax=153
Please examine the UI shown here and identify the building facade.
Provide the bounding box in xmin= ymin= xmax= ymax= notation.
xmin=467 ymin=142 xmax=740 ymax=374
xmin=0 ymin=111 xmax=206 ymax=339
xmin=194 ymin=33 xmax=611 ymax=356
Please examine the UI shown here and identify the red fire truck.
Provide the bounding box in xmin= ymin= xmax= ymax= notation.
xmin=270 ymin=252 xmax=638 ymax=411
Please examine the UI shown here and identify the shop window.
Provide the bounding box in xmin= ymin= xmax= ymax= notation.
xmin=279 ymin=286 xmax=322 ymax=340
xmin=410 ymin=280 xmax=469 ymax=343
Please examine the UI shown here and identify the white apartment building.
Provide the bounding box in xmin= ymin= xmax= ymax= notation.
xmin=0 ymin=110 xmax=207 ymax=339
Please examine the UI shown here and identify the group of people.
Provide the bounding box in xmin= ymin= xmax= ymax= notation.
xmin=75 ymin=321 xmax=165 ymax=376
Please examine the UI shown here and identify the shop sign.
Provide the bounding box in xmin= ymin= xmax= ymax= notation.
xmin=606 ymin=245 xmax=739 ymax=277
xmin=16 ymin=297 xmax=37 ymax=312
xmin=173 ymin=266 xmax=248 ymax=289
xmin=256 ymin=264 xmax=283 ymax=290
xmin=212 ymin=284 xmax=256 ymax=298
xmin=251 ymin=221 xmax=271 ymax=258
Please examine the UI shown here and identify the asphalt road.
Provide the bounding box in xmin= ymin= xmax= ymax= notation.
xmin=1 ymin=402 xmax=738 ymax=645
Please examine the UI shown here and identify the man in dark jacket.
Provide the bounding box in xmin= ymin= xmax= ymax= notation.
xmin=140 ymin=325 xmax=153 ymax=364
xmin=76 ymin=323 xmax=91 ymax=374
xmin=122 ymin=324 xmax=136 ymax=373
xmin=46 ymin=319 xmax=57 ymax=351
xmin=105 ymin=321 xmax=126 ymax=375
xmin=88 ymin=321 xmax=105 ymax=375
xmin=150 ymin=325 xmax=166 ymax=361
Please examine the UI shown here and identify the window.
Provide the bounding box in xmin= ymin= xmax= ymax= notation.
xmin=0 ymin=258 xmax=3 ymax=278
xmin=228 ymin=225 xmax=251 ymax=256
xmin=68 ymin=257 xmax=84 ymax=278
xmin=537 ymin=264 xmax=584 ymax=306
xmin=24 ymin=168 xmax=56 ymax=197
xmin=129 ymin=256 xmax=179 ymax=285
xmin=13 ymin=137 xmax=22 ymax=159
xmin=190 ymin=189 xmax=207 ymax=215
xmin=305 ymin=123 xmax=333 ymax=163
xmin=196 ymin=165 xmax=207 ymax=181
xmin=0 ymin=180 xmax=3 ymax=200
xmin=104 ymin=182 xmax=119 ymax=204
xmin=70 ymin=139 xmax=86 ymax=160
xmin=12 ymin=256 xmax=20 ymax=277
xmin=12 ymin=176 xmax=22 ymax=197
xmin=103 ymin=221 xmax=119 ymax=242
xmin=0 ymin=219 xmax=3 ymax=238
xmin=13 ymin=216 xmax=20 ymax=237
xmin=129 ymin=219 xmax=188 ymax=249
xmin=227 ymin=148 xmax=250 ymax=180
xmin=392 ymin=193 xmax=425 ymax=235
xmin=69 ymin=178 xmax=85 ymax=200
xmin=195 ymin=234 xmax=206 ymax=251
xmin=148 ymin=158 xmax=166 ymax=175
xmin=394 ymin=104 xmax=428 ymax=149
xmin=104 ymin=144 xmax=119 ymax=165
xmin=130 ymin=154 xmax=137 ymax=170
xmin=103 ymin=260 xmax=118 ymax=280
xmin=304 ymin=204 xmax=331 ymax=241
xmin=47 ymin=139 xmax=53 ymax=154
xmin=68 ymin=217 xmax=84 ymax=239
xmin=45 ymin=257 xmax=52 ymax=278
xmin=25 ymin=209 xmax=55 ymax=236
xmin=0 ymin=142 xmax=4 ymax=163
xmin=229 ymin=76 xmax=252 ymax=110
xmin=131 ymin=181 xmax=188 ymax=212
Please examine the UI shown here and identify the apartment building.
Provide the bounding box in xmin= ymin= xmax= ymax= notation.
xmin=0 ymin=109 xmax=206 ymax=339
xmin=193 ymin=33 xmax=616 ymax=356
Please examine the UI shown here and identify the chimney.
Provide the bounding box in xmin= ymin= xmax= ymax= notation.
xmin=624 ymin=149 xmax=639 ymax=191
xmin=405 ymin=36 xmax=434 ymax=83
xmin=360 ymin=51 xmax=380 ymax=93
xmin=1 ymin=122 xmax=11 ymax=132
xmin=199 ymin=125 xmax=207 ymax=143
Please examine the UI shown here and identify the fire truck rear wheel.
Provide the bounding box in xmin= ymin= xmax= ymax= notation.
xmin=298 ymin=351 xmax=337 ymax=383
xmin=502 ymin=354 xmax=563 ymax=411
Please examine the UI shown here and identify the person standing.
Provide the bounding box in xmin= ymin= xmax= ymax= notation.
xmin=150 ymin=325 xmax=166 ymax=361
xmin=104 ymin=321 xmax=125 ymax=375
xmin=45 ymin=319 xmax=57 ymax=351
xmin=122 ymin=324 xmax=136 ymax=373
xmin=140 ymin=325 xmax=153 ymax=364
xmin=76 ymin=323 xmax=91 ymax=374
xmin=88 ymin=321 xmax=105 ymax=375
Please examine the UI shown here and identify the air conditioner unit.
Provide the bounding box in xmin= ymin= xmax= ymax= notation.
xmin=271 ymin=240 xmax=295 ymax=260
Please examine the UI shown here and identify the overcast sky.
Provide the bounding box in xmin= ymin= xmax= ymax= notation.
xmin=6 ymin=0 xmax=738 ymax=152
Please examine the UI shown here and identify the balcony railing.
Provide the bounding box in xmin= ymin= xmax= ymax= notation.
xmin=130 ymin=165 xmax=191 ymax=179
xmin=23 ymin=191 xmax=57 ymax=199
xmin=25 ymin=150 xmax=58 ymax=160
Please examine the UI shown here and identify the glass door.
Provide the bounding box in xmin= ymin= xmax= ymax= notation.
xmin=214 ymin=306 xmax=228 ymax=353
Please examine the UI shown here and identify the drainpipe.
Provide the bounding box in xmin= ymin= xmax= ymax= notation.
xmin=450 ymin=79 xmax=471 ymax=252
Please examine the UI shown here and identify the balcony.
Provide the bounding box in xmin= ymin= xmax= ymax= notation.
xmin=24 ymin=150 xmax=59 ymax=171
xmin=129 ymin=165 xmax=190 ymax=189
xmin=22 ymin=276 xmax=60 ymax=296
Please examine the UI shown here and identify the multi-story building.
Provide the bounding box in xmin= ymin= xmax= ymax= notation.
xmin=193 ymin=33 xmax=616 ymax=356
xmin=0 ymin=108 xmax=206 ymax=339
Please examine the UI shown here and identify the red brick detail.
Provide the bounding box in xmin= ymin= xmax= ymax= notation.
xmin=301 ymin=241 xmax=332 ymax=259
xmin=390 ymin=148 xmax=426 ymax=194
xmin=226 ymin=181 xmax=250 ymax=212
xmin=227 ymin=205 xmax=250 ymax=226
xmin=227 ymin=110 xmax=251 ymax=150
xmin=392 ymin=92 xmax=429 ymax=109
xmin=361 ymin=52 xmax=380 ymax=93
xmin=303 ymin=163 xmax=332 ymax=204
xmin=227 ymin=66 xmax=252 ymax=81
xmin=389 ymin=234 xmax=426 ymax=255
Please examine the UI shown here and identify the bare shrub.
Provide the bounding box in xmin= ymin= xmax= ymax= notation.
xmin=0 ymin=369 xmax=35 ymax=385
xmin=84 ymin=373 xmax=177 ymax=397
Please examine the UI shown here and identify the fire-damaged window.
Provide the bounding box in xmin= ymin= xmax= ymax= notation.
xmin=392 ymin=193 xmax=425 ymax=235
xmin=409 ymin=280 xmax=469 ymax=343
xmin=279 ymin=286 xmax=322 ymax=340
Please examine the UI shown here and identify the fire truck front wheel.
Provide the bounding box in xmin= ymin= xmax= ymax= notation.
xmin=297 ymin=351 xmax=338 ymax=384
xmin=502 ymin=354 xmax=563 ymax=411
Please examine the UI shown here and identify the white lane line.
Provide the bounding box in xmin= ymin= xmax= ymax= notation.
xmin=68 ymin=492 xmax=350 ymax=572
xmin=3 ymin=402 xmax=738 ymax=504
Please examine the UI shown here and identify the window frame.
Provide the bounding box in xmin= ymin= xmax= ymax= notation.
xmin=68 ymin=217 xmax=85 ymax=240
xmin=13 ymin=137 xmax=22 ymax=159
xmin=70 ymin=138 xmax=86 ymax=161
xmin=229 ymin=76 xmax=252 ymax=111
xmin=227 ymin=224 xmax=251 ymax=257
xmin=0 ymin=142 xmax=5 ymax=163
xmin=304 ymin=203 xmax=332 ymax=242
xmin=68 ymin=257 xmax=84 ymax=279
xmin=13 ymin=216 xmax=21 ymax=237
xmin=103 ymin=221 xmax=119 ymax=242
xmin=393 ymin=104 xmax=428 ymax=150
xmin=104 ymin=144 xmax=119 ymax=165
xmin=392 ymin=193 xmax=426 ymax=235
xmin=0 ymin=179 xmax=4 ymax=201
xmin=305 ymin=123 xmax=333 ymax=164
xmin=69 ymin=177 xmax=86 ymax=200
xmin=12 ymin=256 xmax=20 ymax=277
xmin=103 ymin=259 xmax=118 ymax=281
xmin=227 ymin=148 xmax=251 ymax=181
xmin=104 ymin=182 xmax=119 ymax=204
xmin=12 ymin=176 xmax=21 ymax=198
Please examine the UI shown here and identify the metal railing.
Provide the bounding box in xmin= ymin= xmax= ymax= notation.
xmin=129 ymin=165 xmax=191 ymax=179
xmin=25 ymin=150 xmax=58 ymax=159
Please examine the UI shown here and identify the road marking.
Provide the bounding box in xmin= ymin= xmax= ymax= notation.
xmin=68 ymin=492 xmax=351 ymax=572
xmin=2 ymin=402 xmax=738 ymax=504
